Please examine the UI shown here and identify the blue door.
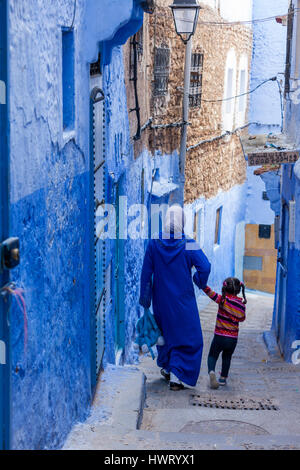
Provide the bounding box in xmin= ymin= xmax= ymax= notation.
xmin=89 ymin=54 xmax=106 ymax=389
xmin=0 ymin=0 xmax=10 ymax=449
xmin=114 ymin=176 xmax=125 ymax=357
xmin=277 ymin=202 xmax=289 ymax=354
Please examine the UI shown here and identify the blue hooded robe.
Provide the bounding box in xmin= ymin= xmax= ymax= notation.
xmin=139 ymin=233 xmax=211 ymax=386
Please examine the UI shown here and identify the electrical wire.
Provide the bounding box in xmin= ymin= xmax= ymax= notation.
xmin=68 ymin=0 xmax=77 ymax=31
xmin=174 ymin=9 xmax=300 ymax=27
xmin=202 ymin=76 xmax=278 ymax=104
xmin=186 ymin=121 xmax=261 ymax=152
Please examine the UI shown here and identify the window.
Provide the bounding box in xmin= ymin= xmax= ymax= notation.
xmin=62 ymin=29 xmax=75 ymax=131
xmin=225 ymin=68 xmax=234 ymax=114
xmin=214 ymin=207 xmax=222 ymax=245
xmin=193 ymin=208 xmax=204 ymax=246
xmin=238 ymin=69 xmax=246 ymax=112
xmin=154 ymin=45 xmax=170 ymax=96
xmin=190 ymin=52 xmax=204 ymax=108
xmin=259 ymin=225 xmax=271 ymax=239
xmin=244 ymin=256 xmax=263 ymax=271
xmin=90 ymin=53 xmax=101 ymax=77
xmin=262 ymin=191 xmax=269 ymax=201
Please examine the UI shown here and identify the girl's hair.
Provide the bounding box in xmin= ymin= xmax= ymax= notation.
xmin=221 ymin=277 xmax=247 ymax=305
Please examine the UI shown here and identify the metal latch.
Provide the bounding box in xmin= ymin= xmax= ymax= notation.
xmin=0 ymin=237 xmax=20 ymax=271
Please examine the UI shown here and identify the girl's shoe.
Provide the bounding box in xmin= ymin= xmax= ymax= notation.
xmin=218 ymin=377 xmax=227 ymax=386
xmin=160 ymin=368 xmax=170 ymax=382
xmin=209 ymin=371 xmax=219 ymax=389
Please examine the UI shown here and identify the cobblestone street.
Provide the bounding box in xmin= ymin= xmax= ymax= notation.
xmin=64 ymin=291 xmax=300 ymax=450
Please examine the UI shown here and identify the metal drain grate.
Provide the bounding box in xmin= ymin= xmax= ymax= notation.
xmin=190 ymin=394 xmax=279 ymax=411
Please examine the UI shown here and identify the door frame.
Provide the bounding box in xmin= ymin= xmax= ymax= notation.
xmin=89 ymin=51 xmax=106 ymax=392
xmin=0 ymin=0 xmax=11 ymax=450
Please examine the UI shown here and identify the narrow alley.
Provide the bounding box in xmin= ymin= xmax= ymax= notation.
xmin=1 ymin=0 xmax=300 ymax=453
xmin=64 ymin=291 xmax=300 ymax=450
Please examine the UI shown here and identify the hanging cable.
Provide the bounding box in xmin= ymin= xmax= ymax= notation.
xmin=68 ymin=0 xmax=77 ymax=31
xmin=174 ymin=9 xmax=300 ymax=27
xmin=186 ymin=122 xmax=262 ymax=152
xmin=202 ymin=77 xmax=278 ymax=104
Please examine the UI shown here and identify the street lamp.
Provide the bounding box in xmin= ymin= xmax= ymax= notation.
xmin=170 ymin=0 xmax=201 ymax=44
xmin=169 ymin=0 xmax=201 ymax=204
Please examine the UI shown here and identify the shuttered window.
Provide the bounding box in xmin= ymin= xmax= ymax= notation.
xmin=154 ymin=45 xmax=170 ymax=96
xmin=190 ymin=52 xmax=204 ymax=108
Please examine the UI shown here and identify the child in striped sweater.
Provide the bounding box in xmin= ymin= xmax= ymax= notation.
xmin=201 ymin=277 xmax=247 ymax=389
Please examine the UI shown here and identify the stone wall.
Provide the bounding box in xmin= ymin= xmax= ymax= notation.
xmin=124 ymin=0 xmax=252 ymax=203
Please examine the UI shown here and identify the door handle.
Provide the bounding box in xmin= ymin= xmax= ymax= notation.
xmin=0 ymin=237 xmax=20 ymax=271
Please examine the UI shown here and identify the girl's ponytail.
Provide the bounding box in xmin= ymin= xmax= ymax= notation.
xmin=220 ymin=281 xmax=228 ymax=306
xmin=241 ymin=282 xmax=247 ymax=304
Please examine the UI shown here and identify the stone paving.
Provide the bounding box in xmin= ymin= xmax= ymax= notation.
xmin=64 ymin=290 xmax=300 ymax=450
xmin=139 ymin=291 xmax=300 ymax=449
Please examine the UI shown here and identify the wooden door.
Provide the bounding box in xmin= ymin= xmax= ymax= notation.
xmin=243 ymin=224 xmax=277 ymax=294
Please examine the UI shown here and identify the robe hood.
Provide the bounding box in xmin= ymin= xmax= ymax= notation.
xmin=154 ymin=232 xmax=186 ymax=265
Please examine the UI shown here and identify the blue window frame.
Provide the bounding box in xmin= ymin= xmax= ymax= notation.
xmin=62 ymin=29 xmax=75 ymax=131
xmin=214 ymin=206 xmax=222 ymax=245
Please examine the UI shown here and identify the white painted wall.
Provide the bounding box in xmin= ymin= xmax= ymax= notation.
xmin=219 ymin=0 xmax=252 ymax=23
xmin=200 ymin=0 xmax=219 ymax=10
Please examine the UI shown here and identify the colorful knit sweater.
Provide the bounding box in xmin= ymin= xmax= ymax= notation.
xmin=202 ymin=286 xmax=246 ymax=338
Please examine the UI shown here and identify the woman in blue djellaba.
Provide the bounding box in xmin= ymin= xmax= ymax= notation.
xmin=139 ymin=205 xmax=211 ymax=391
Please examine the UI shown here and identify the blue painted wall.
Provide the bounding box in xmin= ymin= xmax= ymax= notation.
xmin=249 ymin=0 xmax=289 ymax=135
xmin=185 ymin=183 xmax=247 ymax=307
xmin=274 ymin=163 xmax=300 ymax=360
xmin=7 ymin=0 xmax=146 ymax=450
xmin=245 ymin=0 xmax=287 ymax=236
xmin=256 ymin=0 xmax=300 ymax=361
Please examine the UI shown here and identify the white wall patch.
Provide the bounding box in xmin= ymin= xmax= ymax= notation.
xmin=0 ymin=80 xmax=6 ymax=105
xmin=0 ymin=340 xmax=6 ymax=365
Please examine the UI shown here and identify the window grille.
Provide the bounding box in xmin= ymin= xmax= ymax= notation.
xmin=136 ymin=27 xmax=143 ymax=58
xmin=154 ymin=45 xmax=170 ymax=96
xmin=190 ymin=52 xmax=204 ymax=108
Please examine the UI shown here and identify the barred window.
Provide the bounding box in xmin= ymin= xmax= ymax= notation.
xmin=154 ymin=45 xmax=170 ymax=96
xmin=190 ymin=52 xmax=203 ymax=108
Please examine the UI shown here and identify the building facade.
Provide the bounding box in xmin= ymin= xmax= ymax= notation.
xmin=246 ymin=0 xmax=300 ymax=361
xmin=124 ymin=0 xmax=253 ymax=299
xmin=0 ymin=0 xmax=156 ymax=450
xmin=273 ymin=0 xmax=300 ymax=361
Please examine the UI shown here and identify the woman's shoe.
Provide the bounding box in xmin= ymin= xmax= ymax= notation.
xmin=209 ymin=371 xmax=219 ymax=389
xmin=160 ymin=368 xmax=170 ymax=382
xmin=169 ymin=382 xmax=185 ymax=391
xmin=218 ymin=377 xmax=227 ymax=386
